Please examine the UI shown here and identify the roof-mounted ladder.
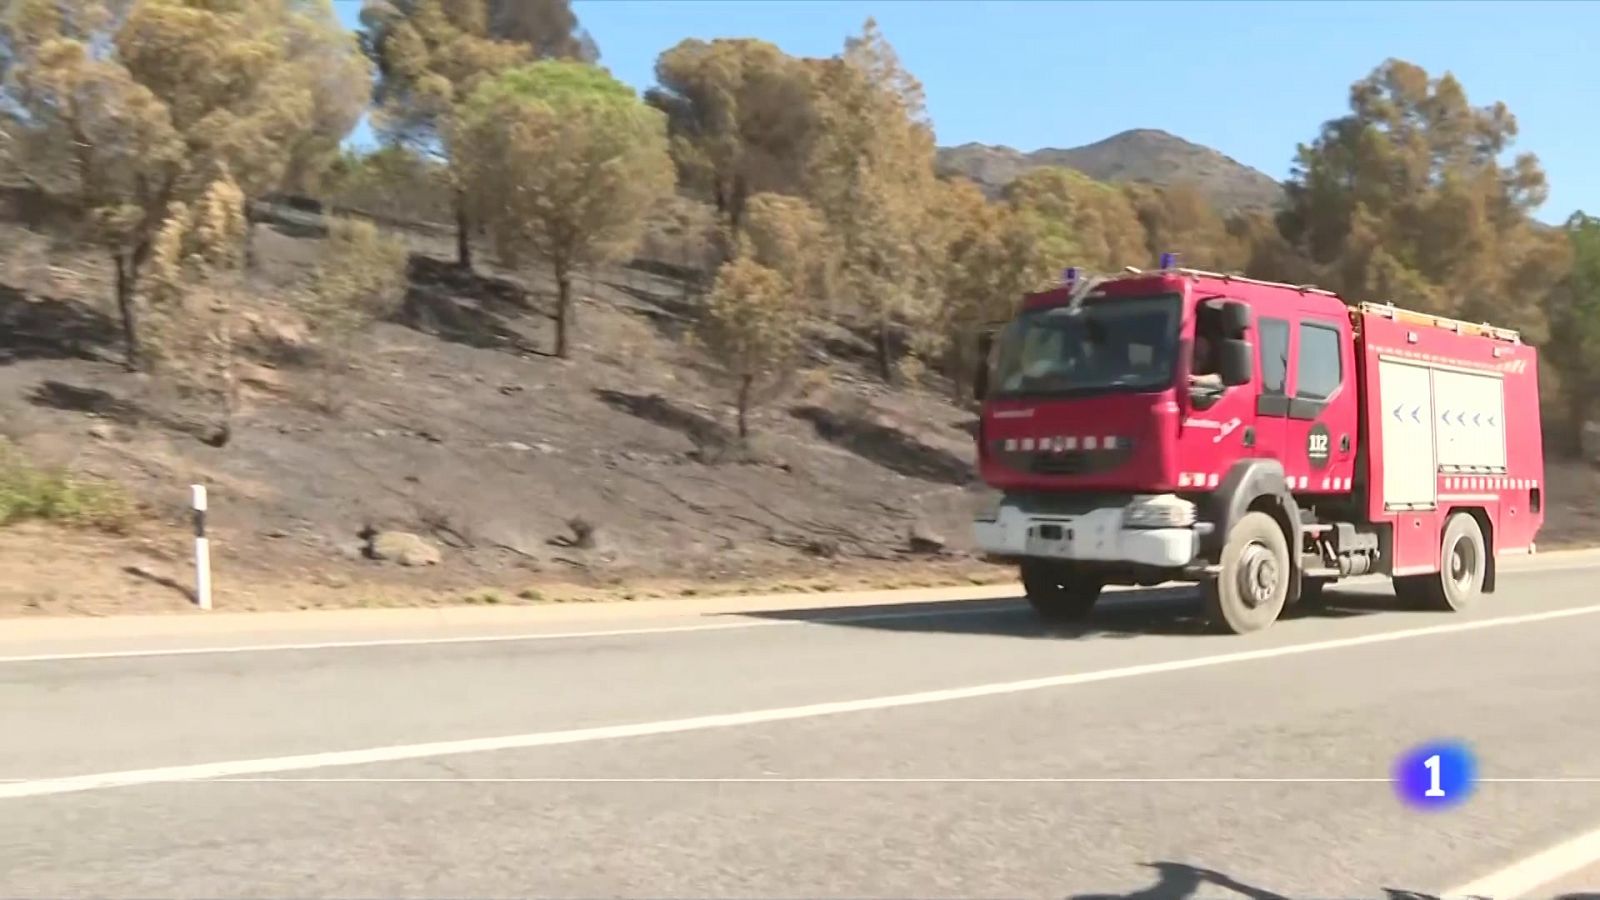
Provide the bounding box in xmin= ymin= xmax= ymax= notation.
xmin=1355 ymin=301 xmax=1521 ymax=343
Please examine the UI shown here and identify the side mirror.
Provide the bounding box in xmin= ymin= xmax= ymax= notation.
xmin=1218 ymin=338 xmax=1253 ymax=387
xmin=1199 ymin=298 xmax=1252 ymax=337
xmin=973 ymin=331 xmax=995 ymax=402
xmin=1218 ymin=300 xmax=1251 ymax=336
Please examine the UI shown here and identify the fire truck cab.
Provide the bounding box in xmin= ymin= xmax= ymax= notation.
xmin=972 ymin=260 xmax=1544 ymax=634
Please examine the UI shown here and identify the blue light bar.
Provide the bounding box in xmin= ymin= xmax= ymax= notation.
xmin=1063 ymin=266 xmax=1078 ymax=285
xmin=1159 ymin=252 xmax=1176 ymax=270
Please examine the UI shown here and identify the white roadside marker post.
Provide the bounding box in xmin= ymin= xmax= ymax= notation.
xmin=192 ymin=484 xmax=212 ymax=611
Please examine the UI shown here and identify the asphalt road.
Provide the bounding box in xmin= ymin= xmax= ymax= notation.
xmin=4 ymin=558 xmax=1600 ymax=898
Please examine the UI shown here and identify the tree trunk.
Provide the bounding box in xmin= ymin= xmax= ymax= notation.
xmin=243 ymin=205 xmax=259 ymax=270
xmin=875 ymin=316 xmax=893 ymax=383
xmin=1569 ymin=388 xmax=1589 ymax=457
xmin=555 ymin=268 xmax=572 ymax=359
xmin=736 ymin=374 xmax=753 ymax=440
xmin=728 ymin=175 xmax=747 ymax=246
xmin=454 ymin=189 xmax=472 ymax=270
xmin=113 ymin=252 xmax=140 ymax=370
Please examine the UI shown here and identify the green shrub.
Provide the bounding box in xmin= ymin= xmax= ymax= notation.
xmin=0 ymin=442 xmax=137 ymax=533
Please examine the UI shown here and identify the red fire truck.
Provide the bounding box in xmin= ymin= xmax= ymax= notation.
xmin=972 ymin=259 xmax=1544 ymax=634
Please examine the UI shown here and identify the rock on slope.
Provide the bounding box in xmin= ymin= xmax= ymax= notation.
xmin=937 ymin=128 xmax=1285 ymax=213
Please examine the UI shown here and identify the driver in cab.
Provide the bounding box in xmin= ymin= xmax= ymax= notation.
xmin=1190 ymin=333 xmax=1224 ymax=391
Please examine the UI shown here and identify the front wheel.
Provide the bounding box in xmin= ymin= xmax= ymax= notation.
xmin=1204 ymin=511 xmax=1291 ymax=634
xmin=1020 ymin=560 xmax=1103 ymax=622
xmin=1395 ymin=512 xmax=1486 ymax=611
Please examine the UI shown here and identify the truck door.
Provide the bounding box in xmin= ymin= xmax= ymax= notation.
xmin=1281 ymin=313 xmax=1358 ymax=494
xmin=1252 ymin=316 xmax=1292 ymax=466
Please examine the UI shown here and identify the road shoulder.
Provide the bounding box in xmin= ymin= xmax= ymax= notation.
xmin=5 ymin=546 xmax=1600 ymax=658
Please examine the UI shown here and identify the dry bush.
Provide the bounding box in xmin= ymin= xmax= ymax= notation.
xmin=140 ymin=177 xmax=251 ymax=438
xmin=796 ymin=366 xmax=835 ymax=401
xmin=285 ymin=217 xmax=409 ymax=413
xmin=307 ymin=217 xmax=410 ymax=335
xmin=895 ymin=354 xmax=927 ymax=387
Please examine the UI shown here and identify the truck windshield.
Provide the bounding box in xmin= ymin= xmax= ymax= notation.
xmin=990 ymin=294 xmax=1181 ymax=397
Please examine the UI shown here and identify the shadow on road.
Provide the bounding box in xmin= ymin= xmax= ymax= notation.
xmin=1067 ymin=861 xmax=1290 ymax=899
xmin=741 ymin=583 xmax=1397 ymax=642
xmin=1066 ymin=862 xmax=1460 ymax=900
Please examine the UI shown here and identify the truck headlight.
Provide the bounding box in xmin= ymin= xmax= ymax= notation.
xmin=1123 ymin=494 xmax=1196 ymax=529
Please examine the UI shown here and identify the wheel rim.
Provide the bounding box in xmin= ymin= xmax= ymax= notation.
xmin=1236 ymin=542 xmax=1279 ymax=609
xmin=1448 ymin=534 xmax=1478 ymax=589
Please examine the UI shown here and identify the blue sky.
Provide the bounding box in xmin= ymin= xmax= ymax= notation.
xmin=334 ymin=0 xmax=1597 ymax=223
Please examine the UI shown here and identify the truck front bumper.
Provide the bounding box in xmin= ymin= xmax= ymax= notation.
xmin=973 ymin=499 xmax=1202 ymax=569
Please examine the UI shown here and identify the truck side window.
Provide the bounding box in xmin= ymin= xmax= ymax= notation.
xmin=1297 ymin=322 xmax=1342 ymax=400
xmin=1258 ymin=318 xmax=1290 ymax=395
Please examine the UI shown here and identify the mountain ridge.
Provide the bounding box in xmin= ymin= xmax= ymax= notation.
xmin=936 ymin=128 xmax=1286 ymax=213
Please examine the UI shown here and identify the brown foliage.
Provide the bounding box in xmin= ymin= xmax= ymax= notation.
xmin=452 ymin=60 xmax=674 ymax=358
xmin=806 ymin=19 xmax=940 ymax=381
xmin=740 ymin=192 xmax=833 ymax=305
xmin=1003 ymin=166 xmax=1146 ymax=273
xmin=647 ymin=38 xmax=817 ymax=244
xmin=361 ymin=0 xmax=596 ymax=268
xmin=1280 ymin=59 xmax=1556 ymax=331
xmin=1126 ymin=182 xmax=1245 ymax=272
xmin=695 ymin=257 xmax=804 ymax=439
xmin=1 ymin=0 xmax=369 ymax=365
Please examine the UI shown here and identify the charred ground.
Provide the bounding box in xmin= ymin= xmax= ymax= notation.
xmin=0 ymin=215 xmax=1004 ymax=615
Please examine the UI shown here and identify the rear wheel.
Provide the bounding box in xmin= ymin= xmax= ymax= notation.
xmin=1020 ymin=560 xmax=1103 ymax=622
xmin=1395 ymin=512 xmax=1486 ymax=611
xmin=1204 ymin=511 xmax=1291 ymax=634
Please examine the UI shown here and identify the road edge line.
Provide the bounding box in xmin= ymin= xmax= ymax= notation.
xmin=1446 ymin=822 xmax=1600 ymax=898
xmin=0 ymin=600 xmax=1027 ymax=664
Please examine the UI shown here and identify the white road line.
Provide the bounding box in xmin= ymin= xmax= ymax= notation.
xmin=5 ymin=560 xmax=1596 ymax=665
xmin=0 ymin=602 xmax=1026 ymax=664
xmin=1446 ymin=822 xmax=1600 ymax=898
xmin=5 ymin=601 xmax=1600 ymax=802
xmin=4 ymin=776 xmax=1592 ymax=785
xmin=20 ymin=776 xmax=1396 ymax=784
xmin=9 ymin=776 xmax=1598 ymax=785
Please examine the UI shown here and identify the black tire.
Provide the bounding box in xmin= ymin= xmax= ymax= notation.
xmin=1020 ymin=560 xmax=1103 ymax=622
xmin=1395 ymin=513 xmax=1486 ymax=612
xmin=1204 ymin=511 xmax=1291 ymax=634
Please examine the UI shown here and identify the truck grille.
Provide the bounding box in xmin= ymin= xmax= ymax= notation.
xmin=1031 ymin=451 xmax=1091 ymax=475
xmin=990 ymin=439 xmax=1134 ymax=477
